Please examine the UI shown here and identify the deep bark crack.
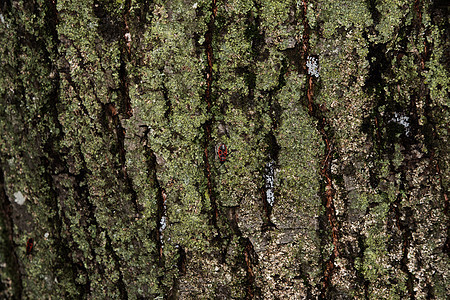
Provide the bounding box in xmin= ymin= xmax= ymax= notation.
xmin=119 ymin=0 xmax=133 ymax=118
xmin=203 ymin=0 xmax=219 ymax=231
xmin=104 ymin=103 xmax=141 ymax=215
xmin=391 ymin=178 xmax=415 ymax=299
xmin=300 ymin=1 xmax=339 ymax=296
xmin=202 ymin=2 xmax=259 ymax=297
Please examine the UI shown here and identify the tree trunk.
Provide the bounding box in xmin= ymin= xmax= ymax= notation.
xmin=0 ymin=0 xmax=448 ymax=299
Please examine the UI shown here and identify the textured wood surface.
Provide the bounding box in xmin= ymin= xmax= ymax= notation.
xmin=0 ymin=0 xmax=448 ymax=298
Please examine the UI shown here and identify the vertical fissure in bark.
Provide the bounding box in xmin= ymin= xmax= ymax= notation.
xmin=43 ymin=75 xmax=92 ymax=300
xmin=244 ymin=1 xmax=280 ymax=230
xmin=41 ymin=3 xmax=95 ymax=296
xmin=108 ymin=1 xmax=142 ymax=217
xmin=144 ymin=142 xmax=167 ymax=267
xmin=119 ymin=56 xmax=133 ymax=118
xmin=68 ymin=149 xmax=128 ymax=299
xmin=56 ymin=9 xmax=162 ymax=297
xmin=139 ymin=126 xmax=167 ymax=294
xmin=0 ymin=166 xmax=23 ymax=299
xmin=103 ymin=103 xmax=141 ymax=216
xmin=176 ymin=244 xmax=186 ymax=276
xmin=391 ymin=176 xmax=415 ymax=299
xmin=300 ymin=1 xmax=339 ymax=296
xmin=226 ymin=205 xmax=260 ymax=299
xmin=202 ymin=2 xmax=260 ymax=297
xmin=29 ymin=83 xmax=90 ymax=298
xmin=261 ymin=61 xmax=284 ymax=231
xmin=261 ymin=107 xmax=281 ymax=230
xmin=64 ymin=170 xmax=93 ymax=297
xmin=103 ymin=236 xmax=129 ymax=299
xmin=54 ymin=77 xmax=129 ymax=298
xmin=319 ymin=131 xmax=338 ymax=296
xmin=77 ymin=158 xmax=129 ymax=300
xmin=160 ymin=75 xmax=172 ymax=119
xmin=119 ymin=0 xmax=133 ymax=118
xmin=243 ymin=238 xmax=258 ymax=299
xmin=40 ymin=140 xmax=92 ymax=298
xmin=203 ymin=0 xmax=219 ymax=229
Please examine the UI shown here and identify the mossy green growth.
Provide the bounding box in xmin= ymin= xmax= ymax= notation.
xmin=318 ymin=0 xmax=372 ymax=39
xmin=276 ymin=73 xmax=321 ymax=211
xmin=425 ymin=26 xmax=450 ymax=107
xmin=259 ymin=0 xmax=298 ymax=50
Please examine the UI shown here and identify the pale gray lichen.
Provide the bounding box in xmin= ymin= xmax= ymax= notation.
xmin=391 ymin=112 xmax=410 ymax=136
xmin=13 ymin=191 xmax=26 ymax=205
xmin=306 ymin=56 xmax=319 ymax=77
xmin=265 ymin=161 xmax=275 ymax=207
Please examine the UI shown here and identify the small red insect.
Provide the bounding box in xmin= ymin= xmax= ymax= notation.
xmin=217 ymin=143 xmax=228 ymax=163
xmin=217 ymin=143 xmax=234 ymax=173
xmin=26 ymin=238 xmax=34 ymax=255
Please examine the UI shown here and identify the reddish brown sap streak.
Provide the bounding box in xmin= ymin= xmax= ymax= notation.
xmin=307 ymin=76 xmax=314 ymax=112
xmin=301 ymin=0 xmax=339 ymax=293
xmin=26 ymin=238 xmax=34 ymax=255
xmin=244 ymin=242 xmax=255 ymax=299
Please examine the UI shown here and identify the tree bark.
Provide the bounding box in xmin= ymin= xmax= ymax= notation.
xmin=0 ymin=0 xmax=448 ymax=299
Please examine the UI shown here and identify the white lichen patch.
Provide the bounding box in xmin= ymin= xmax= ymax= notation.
xmin=160 ymin=216 xmax=167 ymax=231
xmin=13 ymin=191 xmax=26 ymax=205
xmin=391 ymin=112 xmax=410 ymax=136
xmin=0 ymin=13 xmax=7 ymax=27
xmin=306 ymin=56 xmax=320 ymax=77
xmin=265 ymin=161 xmax=275 ymax=207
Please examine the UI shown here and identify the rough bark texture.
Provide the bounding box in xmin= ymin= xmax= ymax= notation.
xmin=0 ymin=0 xmax=449 ymax=299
